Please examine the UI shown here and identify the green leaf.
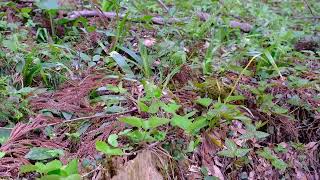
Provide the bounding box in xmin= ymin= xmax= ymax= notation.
xmin=142 ymin=117 xmax=170 ymax=130
xmin=152 ymin=130 xmax=166 ymax=141
xmin=147 ymin=101 xmax=160 ymax=113
xmin=235 ymin=148 xmax=251 ymax=157
xmin=126 ymin=130 xmax=155 ymax=142
xmin=64 ymin=174 xmax=81 ymax=180
xmin=217 ymin=149 xmax=235 ymax=158
xmin=161 ymin=102 xmax=181 ymax=113
xmin=38 ymin=160 xmax=62 ymax=174
xmin=195 ymin=98 xmax=213 ymax=107
xmin=95 ymin=140 xmax=123 ymax=156
xmin=187 ymin=117 xmax=208 ymax=135
xmin=255 ymin=131 xmax=270 ymax=139
xmin=271 ymin=158 xmax=288 ymax=171
xmin=258 ymin=147 xmax=275 ymax=160
xmin=108 ymin=134 xmax=119 ymax=147
xmin=117 ymin=46 xmax=143 ymax=65
xmin=36 ymin=0 xmax=60 ymax=10
xmin=64 ymin=159 xmax=78 ymax=175
xmin=119 ymin=116 xmax=143 ymax=128
xmin=0 ymin=128 xmax=11 ymax=144
xmin=39 ymin=175 xmax=62 ymax=180
xmin=171 ymin=115 xmax=192 ymax=130
xmin=25 ymin=147 xmax=64 ymax=161
xmin=239 ymin=132 xmax=255 ymax=140
xmin=110 ymin=51 xmax=134 ymax=77
xmin=225 ymin=139 xmax=237 ymax=151
xmin=224 ymin=95 xmax=245 ymax=103
xmin=264 ymin=50 xmax=282 ymax=78
xmin=204 ymin=176 xmax=220 ymax=180
xmin=271 ymin=105 xmax=288 ymax=114
xmin=20 ymin=164 xmax=38 ymax=174
xmin=137 ymin=101 xmax=149 ymax=112
xmin=0 ymin=151 xmax=5 ymax=158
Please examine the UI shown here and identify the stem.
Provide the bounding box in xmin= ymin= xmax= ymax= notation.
xmin=49 ymin=12 xmax=55 ymax=38
xmin=224 ymin=54 xmax=261 ymax=103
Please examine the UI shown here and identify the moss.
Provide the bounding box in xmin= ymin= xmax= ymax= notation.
xmin=194 ymin=77 xmax=230 ymax=100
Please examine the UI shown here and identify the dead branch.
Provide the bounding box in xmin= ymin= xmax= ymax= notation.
xmin=67 ymin=10 xmax=209 ymax=24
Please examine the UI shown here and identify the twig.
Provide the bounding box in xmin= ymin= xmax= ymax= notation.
xmin=302 ymin=0 xmax=316 ymax=17
xmin=295 ymin=16 xmax=320 ymax=19
xmin=157 ymin=0 xmax=169 ymax=12
xmin=0 ymin=107 xmax=138 ymax=131
xmin=224 ymin=54 xmax=261 ymax=104
xmin=44 ymin=107 xmax=137 ymax=127
xmin=67 ymin=10 xmax=209 ymax=24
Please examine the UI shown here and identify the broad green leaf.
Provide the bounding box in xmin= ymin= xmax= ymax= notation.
xmin=171 ymin=115 xmax=192 ymax=130
xmin=161 ymin=103 xmax=181 ymax=114
xmin=147 ymin=101 xmax=160 ymax=113
xmin=217 ymin=149 xmax=234 ymax=158
xmin=25 ymin=147 xmax=64 ymax=161
xmin=20 ymin=164 xmax=38 ymax=174
xmin=152 ymin=130 xmax=166 ymax=141
xmin=137 ymin=101 xmax=149 ymax=112
xmin=187 ymin=117 xmax=208 ymax=135
xmin=39 ymin=175 xmax=62 ymax=180
xmin=0 ymin=151 xmax=5 ymax=158
xmin=225 ymin=139 xmax=237 ymax=151
xmin=271 ymin=105 xmax=288 ymax=114
xmin=255 ymin=131 xmax=270 ymax=139
xmin=235 ymin=148 xmax=251 ymax=157
xmin=117 ymin=46 xmax=143 ymax=64
xmin=108 ymin=134 xmax=119 ymax=147
xmin=258 ymin=147 xmax=275 ymax=160
xmin=104 ymin=105 xmax=126 ymax=114
xmin=64 ymin=159 xmax=78 ymax=175
xmin=3 ymin=39 xmax=18 ymax=52
xmin=95 ymin=140 xmax=123 ymax=156
xmin=204 ymin=176 xmax=220 ymax=180
xmin=264 ymin=50 xmax=282 ymax=78
xmin=142 ymin=117 xmax=170 ymax=130
xmin=62 ymin=111 xmax=73 ymax=120
xmin=271 ymin=158 xmax=287 ymax=171
xmin=119 ymin=116 xmax=143 ymax=128
xmin=37 ymin=160 xmax=62 ymax=174
xmin=195 ymin=98 xmax=213 ymax=107
xmin=224 ymin=95 xmax=245 ymax=103
xmin=64 ymin=174 xmax=81 ymax=180
xmin=0 ymin=127 xmax=11 ymax=144
xmin=110 ymin=51 xmax=134 ymax=77
xmin=126 ymin=130 xmax=155 ymax=142
xmin=274 ymin=144 xmax=287 ymax=153
xmin=239 ymin=132 xmax=255 ymax=140
xmin=36 ymin=0 xmax=60 ymax=10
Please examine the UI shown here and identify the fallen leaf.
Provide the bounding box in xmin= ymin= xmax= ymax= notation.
xmin=112 ymin=150 xmax=163 ymax=180
xmin=230 ymin=20 xmax=252 ymax=32
xmin=143 ymin=38 xmax=156 ymax=47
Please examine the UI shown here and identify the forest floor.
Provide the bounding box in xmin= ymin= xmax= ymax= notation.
xmin=0 ymin=0 xmax=319 ymax=179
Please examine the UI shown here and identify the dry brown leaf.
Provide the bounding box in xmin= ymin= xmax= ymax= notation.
xmin=210 ymin=165 xmax=225 ymax=180
xmin=143 ymin=38 xmax=156 ymax=47
xmin=112 ymin=150 xmax=163 ymax=180
xmin=229 ymin=20 xmax=252 ymax=32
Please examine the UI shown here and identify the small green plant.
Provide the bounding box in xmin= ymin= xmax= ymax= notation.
xmin=36 ymin=0 xmax=61 ymax=39
xmin=96 ymin=139 xmax=123 ymax=156
xmin=258 ymin=147 xmax=288 ymax=171
xmin=119 ymin=116 xmax=170 ymax=143
xmin=217 ymin=138 xmax=251 ymax=158
xmin=239 ymin=123 xmax=269 ymax=140
xmin=25 ymin=147 xmax=64 ymax=161
xmin=20 ymin=159 xmax=80 ymax=180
